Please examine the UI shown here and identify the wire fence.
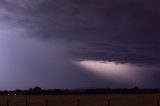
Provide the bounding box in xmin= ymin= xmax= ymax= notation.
xmin=0 ymin=95 xmax=159 ymax=106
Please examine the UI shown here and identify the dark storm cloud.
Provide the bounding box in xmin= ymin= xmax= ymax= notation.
xmin=1 ymin=0 xmax=160 ymax=90
xmin=2 ymin=0 xmax=160 ymax=64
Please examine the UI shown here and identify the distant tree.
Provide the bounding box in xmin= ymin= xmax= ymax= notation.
xmin=31 ymin=86 xmax=42 ymax=95
xmin=133 ymin=86 xmax=139 ymax=91
xmin=33 ymin=86 xmax=42 ymax=91
xmin=15 ymin=89 xmax=22 ymax=95
xmin=29 ymin=88 xmax=33 ymax=91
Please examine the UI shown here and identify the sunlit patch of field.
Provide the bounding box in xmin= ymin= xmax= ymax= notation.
xmin=0 ymin=94 xmax=159 ymax=106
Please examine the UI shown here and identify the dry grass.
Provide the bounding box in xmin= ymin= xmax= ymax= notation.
xmin=0 ymin=94 xmax=159 ymax=106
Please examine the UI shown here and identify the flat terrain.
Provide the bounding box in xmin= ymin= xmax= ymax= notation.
xmin=0 ymin=94 xmax=159 ymax=106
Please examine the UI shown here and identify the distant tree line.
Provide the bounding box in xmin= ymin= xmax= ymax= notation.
xmin=0 ymin=86 xmax=160 ymax=95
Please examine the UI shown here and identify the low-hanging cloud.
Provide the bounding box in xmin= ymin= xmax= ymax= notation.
xmin=1 ymin=0 xmax=160 ymax=64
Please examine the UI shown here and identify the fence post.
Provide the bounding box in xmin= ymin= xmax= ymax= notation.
xmin=108 ymin=100 xmax=110 ymax=106
xmin=7 ymin=99 xmax=9 ymax=106
xmin=25 ymin=99 xmax=28 ymax=106
xmin=157 ymin=100 xmax=159 ymax=106
xmin=77 ymin=99 xmax=80 ymax=106
xmin=45 ymin=98 xmax=48 ymax=106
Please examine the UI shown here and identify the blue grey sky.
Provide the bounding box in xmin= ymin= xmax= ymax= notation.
xmin=0 ymin=0 xmax=160 ymax=90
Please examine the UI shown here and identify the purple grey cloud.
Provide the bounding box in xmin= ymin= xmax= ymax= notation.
xmin=0 ymin=0 xmax=160 ymax=89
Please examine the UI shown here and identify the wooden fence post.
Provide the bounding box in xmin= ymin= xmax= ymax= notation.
xmin=108 ymin=100 xmax=110 ymax=106
xmin=157 ymin=100 xmax=159 ymax=106
xmin=7 ymin=99 xmax=9 ymax=106
xmin=25 ymin=99 xmax=28 ymax=106
xmin=45 ymin=98 xmax=48 ymax=106
xmin=77 ymin=99 xmax=80 ymax=106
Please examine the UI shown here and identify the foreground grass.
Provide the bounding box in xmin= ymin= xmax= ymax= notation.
xmin=0 ymin=94 xmax=159 ymax=106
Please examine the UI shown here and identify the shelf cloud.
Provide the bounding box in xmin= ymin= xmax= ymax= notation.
xmin=0 ymin=0 xmax=160 ymax=89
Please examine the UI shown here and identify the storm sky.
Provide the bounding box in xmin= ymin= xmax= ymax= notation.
xmin=0 ymin=0 xmax=160 ymax=90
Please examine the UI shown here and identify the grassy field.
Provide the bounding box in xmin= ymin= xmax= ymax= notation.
xmin=0 ymin=94 xmax=159 ymax=106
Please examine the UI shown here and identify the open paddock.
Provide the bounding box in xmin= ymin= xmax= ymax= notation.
xmin=0 ymin=94 xmax=159 ymax=106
